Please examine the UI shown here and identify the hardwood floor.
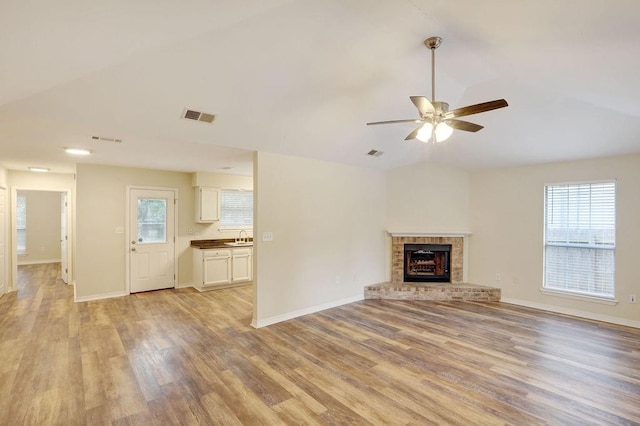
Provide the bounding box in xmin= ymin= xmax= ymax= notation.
xmin=1 ymin=263 xmax=639 ymax=425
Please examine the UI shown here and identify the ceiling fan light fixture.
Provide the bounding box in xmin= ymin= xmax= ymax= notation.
xmin=435 ymin=122 xmax=453 ymax=142
xmin=416 ymin=123 xmax=433 ymax=143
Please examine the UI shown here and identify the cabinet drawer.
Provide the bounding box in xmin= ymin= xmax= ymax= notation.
xmin=232 ymin=248 xmax=252 ymax=256
xmin=203 ymin=249 xmax=231 ymax=258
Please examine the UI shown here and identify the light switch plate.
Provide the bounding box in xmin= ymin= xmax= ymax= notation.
xmin=262 ymin=231 xmax=274 ymax=242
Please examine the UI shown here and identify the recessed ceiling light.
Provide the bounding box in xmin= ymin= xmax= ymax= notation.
xmin=29 ymin=167 xmax=50 ymax=173
xmin=64 ymin=147 xmax=92 ymax=156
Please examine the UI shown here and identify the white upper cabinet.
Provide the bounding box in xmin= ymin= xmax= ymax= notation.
xmin=195 ymin=187 xmax=219 ymax=223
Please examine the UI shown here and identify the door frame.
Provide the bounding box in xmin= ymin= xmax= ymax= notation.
xmin=0 ymin=187 xmax=7 ymax=297
xmin=10 ymin=187 xmax=73 ymax=292
xmin=125 ymin=185 xmax=179 ymax=294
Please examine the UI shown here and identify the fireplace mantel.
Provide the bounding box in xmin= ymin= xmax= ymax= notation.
xmin=388 ymin=231 xmax=471 ymax=238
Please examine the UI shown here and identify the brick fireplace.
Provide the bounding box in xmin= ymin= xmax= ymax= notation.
xmin=392 ymin=235 xmax=464 ymax=284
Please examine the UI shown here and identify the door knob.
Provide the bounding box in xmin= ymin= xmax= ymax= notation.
xmin=131 ymin=240 xmax=136 ymax=244
xmin=131 ymin=247 xmax=137 ymax=252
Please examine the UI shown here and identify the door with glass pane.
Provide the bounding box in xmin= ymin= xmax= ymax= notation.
xmin=129 ymin=188 xmax=176 ymax=293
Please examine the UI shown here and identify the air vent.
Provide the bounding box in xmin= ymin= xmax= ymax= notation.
xmin=367 ymin=149 xmax=383 ymax=157
xmin=92 ymin=136 xmax=123 ymax=143
xmin=182 ymin=108 xmax=216 ymax=124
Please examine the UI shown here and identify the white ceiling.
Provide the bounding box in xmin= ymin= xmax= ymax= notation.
xmin=1 ymin=0 xmax=639 ymax=176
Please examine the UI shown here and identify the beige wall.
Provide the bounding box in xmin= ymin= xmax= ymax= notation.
xmin=75 ymin=164 xmax=251 ymax=300
xmin=468 ymin=155 xmax=640 ymax=325
xmin=386 ymin=161 xmax=471 ymax=233
xmin=17 ymin=190 xmax=61 ymax=263
xmin=254 ymin=152 xmax=387 ymax=326
xmin=191 ymin=171 xmax=253 ymax=240
xmin=0 ymin=166 xmax=7 ymax=188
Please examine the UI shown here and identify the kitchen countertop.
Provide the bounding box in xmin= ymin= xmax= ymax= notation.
xmin=190 ymin=239 xmax=253 ymax=249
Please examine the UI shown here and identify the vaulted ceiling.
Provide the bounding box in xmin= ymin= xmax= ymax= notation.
xmin=1 ymin=0 xmax=639 ymax=175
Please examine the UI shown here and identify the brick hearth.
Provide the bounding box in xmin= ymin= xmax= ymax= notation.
xmin=364 ymin=282 xmax=501 ymax=302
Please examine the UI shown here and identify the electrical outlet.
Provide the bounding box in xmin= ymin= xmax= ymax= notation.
xmin=495 ymin=273 xmax=501 ymax=282
xmin=630 ymin=294 xmax=637 ymax=303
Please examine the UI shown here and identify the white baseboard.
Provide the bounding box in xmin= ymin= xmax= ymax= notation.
xmin=75 ymin=290 xmax=128 ymax=303
xmin=501 ymin=297 xmax=640 ymax=329
xmin=252 ymin=294 xmax=364 ymax=328
xmin=17 ymin=258 xmax=61 ymax=266
xmin=177 ymin=282 xmax=194 ymax=289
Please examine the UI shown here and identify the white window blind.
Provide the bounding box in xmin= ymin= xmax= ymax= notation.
xmin=544 ymin=182 xmax=616 ymax=298
xmin=220 ymin=189 xmax=253 ymax=229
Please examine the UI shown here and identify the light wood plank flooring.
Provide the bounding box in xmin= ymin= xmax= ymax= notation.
xmin=1 ymin=263 xmax=639 ymax=425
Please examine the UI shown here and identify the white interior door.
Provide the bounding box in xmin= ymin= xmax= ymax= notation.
xmin=129 ymin=188 xmax=176 ymax=293
xmin=60 ymin=192 xmax=68 ymax=284
xmin=0 ymin=188 xmax=6 ymax=297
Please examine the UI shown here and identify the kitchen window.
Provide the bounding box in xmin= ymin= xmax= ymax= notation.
xmin=543 ymin=181 xmax=616 ymax=300
xmin=219 ymin=189 xmax=253 ymax=229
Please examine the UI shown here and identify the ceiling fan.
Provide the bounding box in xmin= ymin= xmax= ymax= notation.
xmin=367 ymin=36 xmax=508 ymax=143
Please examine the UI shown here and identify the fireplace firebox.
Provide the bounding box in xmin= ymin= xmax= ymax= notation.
xmin=404 ymin=244 xmax=451 ymax=282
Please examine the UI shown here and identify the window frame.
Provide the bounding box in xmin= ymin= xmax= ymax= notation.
xmin=218 ymin=188 xmax=253 ymax=230
xmin=542 ymin=180 xmax=616 ymax=303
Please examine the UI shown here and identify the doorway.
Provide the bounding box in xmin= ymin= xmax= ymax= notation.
xmin=127 ymin=187 xmax=177 ymax=293
xmin=11 ymin=188 xmax=72 ymax=292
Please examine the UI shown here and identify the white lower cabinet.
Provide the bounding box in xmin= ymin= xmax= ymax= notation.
xmin=231 ymin=248 xmax=252 ymax=282
xmin=193 ymin=247 xmax=252 ymax=291
xmin=203 ymin=249 xmax=231 ymax=286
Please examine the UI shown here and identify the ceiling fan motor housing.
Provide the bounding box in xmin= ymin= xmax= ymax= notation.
xmin=424 ymin=101 xmax=449 ymax=121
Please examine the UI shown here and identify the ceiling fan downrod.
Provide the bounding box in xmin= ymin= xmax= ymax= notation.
xmin=424 ymin=36 xmax=442 ymax=103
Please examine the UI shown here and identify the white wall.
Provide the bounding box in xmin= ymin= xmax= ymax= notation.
xmin=253 ymin=152 xmax=387 ymax=326
xmin=468 ymin=155 xmax=640 ymax=326
xmin=386 ymin=161 xmax=471 ymax=233
xmin=76 ymin=164 xmax=191 ymax=299
xmin=17 ymin=190 xmax=61 ymax=264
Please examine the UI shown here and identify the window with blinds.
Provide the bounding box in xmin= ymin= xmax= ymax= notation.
xmin=544 ymin=181 xmax=616 ymax=298
xmin=219 ymin=189 xmax=253 ymax=229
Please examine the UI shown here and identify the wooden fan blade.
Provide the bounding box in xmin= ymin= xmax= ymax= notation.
xmin=445 ymin=99 xmax=508 ymax=119
xmin=410 ymin=96 xmax=435 ymax=115
xmin=404 ymin=126 xmax=422 ymax=140
xmin=366 ymin=118 xmax=422 ymax=126
xmin=446 ymin=119 xmax=484 ymax=132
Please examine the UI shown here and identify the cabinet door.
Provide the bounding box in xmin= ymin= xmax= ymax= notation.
xmin=196 ymin=187 xmax=219 ymax=222
xmin=231 ymin=249 xmax=252 ymax=282
xmin=203 ymin=256 xmax=231 ymax=286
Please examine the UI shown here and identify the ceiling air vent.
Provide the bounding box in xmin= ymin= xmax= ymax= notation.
xmin=367 ymin=149 xmax=383 ymax=157
xmin=92 ymin=136 xmax=123 ymax=143
xmin=182 ymin=108 xmax=216 ymax=124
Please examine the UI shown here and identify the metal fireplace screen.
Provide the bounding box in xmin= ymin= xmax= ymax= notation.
xmin=403 ymin=244 xmax=451 ymax=282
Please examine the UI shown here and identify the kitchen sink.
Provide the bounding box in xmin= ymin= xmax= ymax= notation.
xmin=225 ymin=242 xmax=253 ymax=247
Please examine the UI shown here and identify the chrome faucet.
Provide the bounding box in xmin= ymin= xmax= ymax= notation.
xmin=237 ymin=229 xmax=248 ymax=243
